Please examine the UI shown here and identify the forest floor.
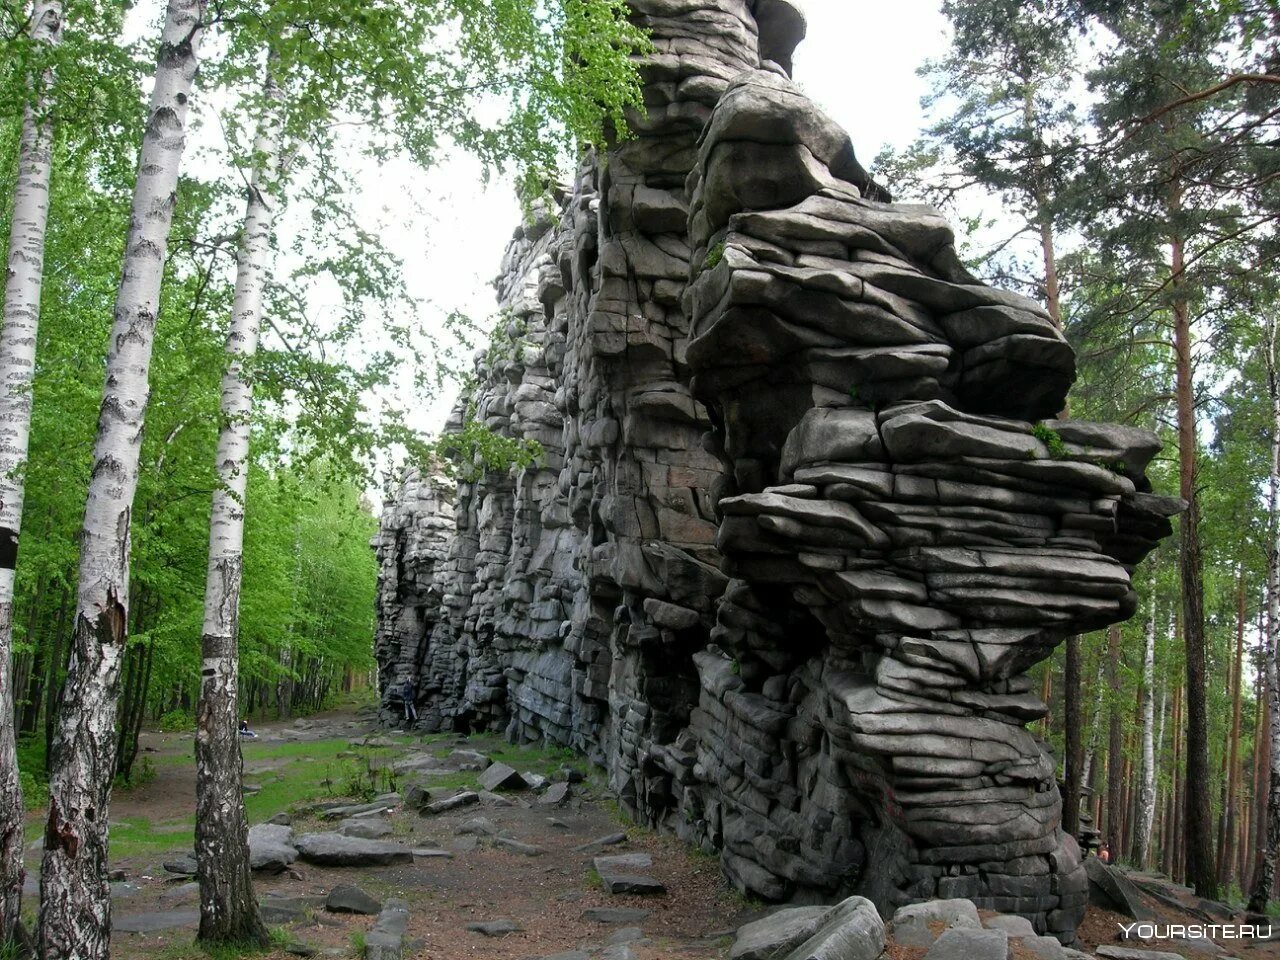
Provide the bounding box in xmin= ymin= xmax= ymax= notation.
xmin=18 ymin=705 xmax=1280 ymax=960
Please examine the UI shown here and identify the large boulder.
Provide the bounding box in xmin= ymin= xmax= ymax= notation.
xmin=731 ymin=905 xmax=834 ymax=960
xmin=779 ymin=896 xmax=884 ymax=960
xmin=248 ymin=823 xmax=298 ymax=872
xmin=891 ymin=899 xmax=982 ymax=948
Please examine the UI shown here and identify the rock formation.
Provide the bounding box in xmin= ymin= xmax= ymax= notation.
xmin=372 ymin=0 xmax=1179 ymax=943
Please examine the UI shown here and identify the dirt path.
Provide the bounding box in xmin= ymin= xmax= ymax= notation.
xmin=53 ymin=707 xmax=755 ymax=960
xmin=24 ymin=706 xmax=1280 ymax=960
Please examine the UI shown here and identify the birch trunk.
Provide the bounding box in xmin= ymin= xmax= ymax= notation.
xmin=1134 ymin=586 xmax=1157 ymax=867
xmin=39 ymin=2 xmax=204 ymax=955
xmin=195 ymin=59 xmax=285 ymax=947
xmin=1249 ymin=316 xmax=1280 ymax=913
xmin=0 ymin=1 xmax=63 ymax=945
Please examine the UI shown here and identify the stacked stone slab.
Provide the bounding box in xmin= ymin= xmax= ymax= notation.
xmin=371 ymin=0 xmax=1178 ymax=943
xmin=372 ymin=469 xmax=455 ymax=726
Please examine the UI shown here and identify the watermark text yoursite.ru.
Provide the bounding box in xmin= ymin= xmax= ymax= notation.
xmin=1119 ymin=922 xmax=1273 ymax=941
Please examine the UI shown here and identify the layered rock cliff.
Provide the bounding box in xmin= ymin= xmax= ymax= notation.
xmin=373 ymin=0 xmax=1179 ymax=942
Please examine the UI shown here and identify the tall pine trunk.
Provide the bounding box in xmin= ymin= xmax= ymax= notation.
xmin=0 ymin=1 xmax=63 ymax=945
xmin=195 ymin=58 xmax=284 ymax=947
xmin=1033 ymin=165 xmax=1083 ymax=840
xmin=1170 ymin=179 xmax=1217 ymax=900
xmin=1134 ymin=590 xmax=1157 ymax=866
xmin=39 ymin=3 xmax=205 ymax=955
xmin=1249 ymin=317 xmax=1280 ymax=913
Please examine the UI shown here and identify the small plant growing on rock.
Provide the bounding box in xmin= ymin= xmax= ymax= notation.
xmin=1031 ymin=423 xmax=1069 ymax=460
xmin=703 ymin=241 xmax=726 ymax=271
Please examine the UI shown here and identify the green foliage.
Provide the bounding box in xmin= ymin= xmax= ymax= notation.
xmin=1031 ymin=423 xmax=1069 ymax=459
xmin=157 ymin=710 xmax=194 ymax=733
xmin=703 ymin=241 xmax=726 ymax=271
xmin=430 ymin=418 xmax=544 ymax=483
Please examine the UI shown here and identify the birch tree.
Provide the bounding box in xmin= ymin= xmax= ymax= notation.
xmin=1133 ymin=588 xmax=1157 ymax=866
xmin=39 ymin=1 xmax=206 ymax=955
xmin=194 ymin=57 xmax=283 ymax=948
xmin=0 ymin=1 xmax=62 ymax=946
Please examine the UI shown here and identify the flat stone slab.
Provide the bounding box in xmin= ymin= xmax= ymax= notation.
xmin=466 ymin=919 xmax=523 ymax=937
xmin=984 ymin=914 xmax=1037 ymax=938
xmin=594 ymin=853 xmax=652 ymax=872
xmin=496 ymin=836 xmax=545 ymax=856
xmin=573 ymin=832 xmax=627 ymax=853
xmin=162 ymin=855 xmax=197 ymax=877
xmin=325 ymin=884 xmax=382 ymax=915
xmin=598 ymin=873 xmax=665 ymax=895
xmin=320 ymin=796 xmax=399 ymax=820
xmin=457 ymin=817 xmax=498 ymax=837
xmin=366 ymin=898 xmax=410 ymax=960
xmin=425 ymin=791 xmax=480 ymax=814
xmin=779 ymin=896 xmax=884 ymax=960
xmin=924 ymin=928 xmax=1008 ymax=960
xmin=114 ymin=909 xmax=199 ymax=933
xmin=732 ymin=905 xmax=832 ymax=960
xmin=411 ymin=848 xmax=455 ymax=859
xmin=295 ymin=832 xmax=414 ymax=867
xmin=583 ymin=907 xmax=651 ymax=924
xmin=1096 ymin=948 xmax=1190 ymax=960
xmin=1087 ymin=857 xmax=1155 ymax=921
xmin=260 ymin=896 xmax=324 ymax=924
xmin=892 ymin=898 xmax=982 ymax=947
xmin=338 ymin=817 xmax=392 ymax=840
xmin=478 ymin=762 xmax=525 ymax=791
xmin=539 ymin=782 xmax=571 ymax=805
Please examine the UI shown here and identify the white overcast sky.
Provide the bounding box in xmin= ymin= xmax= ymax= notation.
xmin=362 ymin=0 xmax=952 ymax=434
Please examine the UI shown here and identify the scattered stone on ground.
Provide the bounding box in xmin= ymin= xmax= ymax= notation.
xmin=161 ymin=855 xmax=197 ymax=877
xmin=924 ymin=927 xmax=1008 ymax=960
xmin=457 ymin=816 xmax=498 ymax=837
xmin=425 ymin=791 xmax=479 ymax=814
xmin=113 ymin=909 xmax=199 ymax=933
xmin=1087 ymin=857 xmax=1157 ymax=921
xmin=466 ymin=919 xmax=524 ymax=937
xmin=364 ymin=897 xmax=410 ymax=960
xmin=1095 ymin=947 xmax=1189 ymax=960
xmin=891 ymin=898 xmax=982 ymax=947
xmin=730 ymin=904 xmax=832 ymax=960
xmin=539 ymin=783 xmax=571 ymax=806
xmin=574 ymin=833 xmax=627 ymax=853
xmin=479 ymin=762 xmax=526 ymax=792
xmin=249 ymin=822 xmax=300 ymax=872
xmin=294 ymin=832 xmax=413 ymax=867
xmin=338 ymin=816 xmax=392 ymax=840
xmin=582 ymin=907 xmax=651 ymax=925
xmin=592 ymin=852 xmax=665 ymax=896
xmin=324 ymin=883 xmax=382 ymax=915
xmin=496 ymin=836 xmax=546 ymax=857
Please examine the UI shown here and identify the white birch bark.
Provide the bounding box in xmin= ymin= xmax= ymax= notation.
xmin=1134 ymin=582 xmax=1157 ymax=867
xmin=0 ymin=1 xmax=63 ymax=946
xmin=195 ymin=58 xmax=285 ymax=946
xmin=39 ymin=2 xmax=205 ymax=955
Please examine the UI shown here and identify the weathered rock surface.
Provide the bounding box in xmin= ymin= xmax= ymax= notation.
xmin=294 ymin=833 xmax=414 ymax=867
xmin=365 ymin=898 xmax=410 ymax=960
xmin=373 ymin=0 xmax=1176 ymax=944
xmin=249 ymin=822 xmax=299 ymax=872
xmin=325 ymin=884 xmax=382 ymax=916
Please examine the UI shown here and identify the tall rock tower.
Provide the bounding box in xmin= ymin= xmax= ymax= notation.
xmin=372 ymin=1 xmax=1180 ymax=942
